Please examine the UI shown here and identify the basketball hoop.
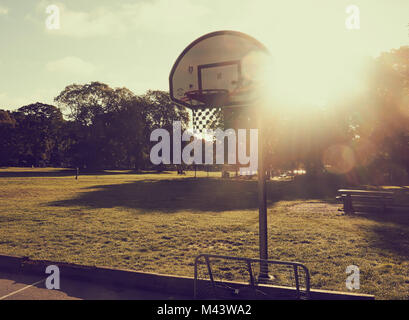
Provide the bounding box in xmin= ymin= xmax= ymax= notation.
xmin=182 ymin=90 xmax=228 ymax=132
xmin=169 ymin=31 xmax=272 ymax=280
xmin=169 ymin=30 xmax=268 ymax=110
xmin=191 ymin=107 xmax=222 ymax=133
xmin=184 ymin=89 xmax=230 ymax=107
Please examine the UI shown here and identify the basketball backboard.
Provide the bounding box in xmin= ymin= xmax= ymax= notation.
xmin=169 ymin=31 xmax=269 ymax=109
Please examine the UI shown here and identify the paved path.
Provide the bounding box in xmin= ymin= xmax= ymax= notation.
xmin=0 ymin=271 xmax=190 ymax=300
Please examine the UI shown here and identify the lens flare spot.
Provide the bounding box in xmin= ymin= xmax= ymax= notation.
xmin=323 ymin=144 xmax=356 ymax=174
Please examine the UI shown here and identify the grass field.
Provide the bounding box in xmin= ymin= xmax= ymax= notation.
xmin=1 ymin=167 xmax=409 ymax=299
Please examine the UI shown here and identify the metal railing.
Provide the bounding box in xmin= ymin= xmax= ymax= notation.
xmin=194 ymin=254 xmax=311 ymax=300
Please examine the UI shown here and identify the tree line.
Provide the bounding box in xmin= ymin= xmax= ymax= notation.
xmin=0 ymin=83 xmax=189 ymax=170
xmin=0 ymin=46 xmax=408 ymax=184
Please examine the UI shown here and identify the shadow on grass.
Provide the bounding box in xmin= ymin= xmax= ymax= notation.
xmin=370 ymin=223 xmax=409 ymax=260
xmin=0 ymin=168 xmax=170 ymax=178
xmin=48 ymin=176 xmax=341 ymax=213
xmin=354 ymin=209 xmax=409 ymax=260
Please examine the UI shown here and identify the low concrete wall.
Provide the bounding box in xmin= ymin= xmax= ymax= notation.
xmin=0 ymin=254 xmax=374 ymax=300
xmin=0 ymin=254 xmax=27 ymax=272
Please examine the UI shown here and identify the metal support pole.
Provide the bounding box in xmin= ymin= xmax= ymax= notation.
xmin=258 ymin=112 xmax=269 ymax=281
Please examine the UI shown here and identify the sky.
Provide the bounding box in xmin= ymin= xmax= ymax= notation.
xmin=0 ymin=0 xmax=408 ymax=110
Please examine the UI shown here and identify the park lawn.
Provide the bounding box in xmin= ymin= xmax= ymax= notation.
xmin=0 ymin=167 xmax=409 ymax=299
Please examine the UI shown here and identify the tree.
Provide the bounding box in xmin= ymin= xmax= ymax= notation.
xmin=11 ymin=103 xmax=64 ymax=167
xmin=352 ymin=46 xmax=409 ymax=183
xmin=54 ymin=83 xmax=190 ymax=169
xmin=55 ymin=82 xmax=135 ymax=125
xmin=141 ymin=90 xmax=189 ymax=131
xmin=0 ymin=110 xmax=17 ymax=166
xmin=140 ymin=90 xmax=190 ymax=169
xmin=55 ymin=82 xmax=145 ymax=169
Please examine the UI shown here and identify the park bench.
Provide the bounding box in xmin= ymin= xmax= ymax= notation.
xmin=336 ymin=189 xmax=409 ymax=214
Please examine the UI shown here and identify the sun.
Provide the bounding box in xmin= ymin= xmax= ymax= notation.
xmin=258 ymin=47 xmax=368 ymax=112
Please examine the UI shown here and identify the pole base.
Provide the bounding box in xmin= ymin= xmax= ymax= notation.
xmin=257 ymin=273 xmax=274 ymax=284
